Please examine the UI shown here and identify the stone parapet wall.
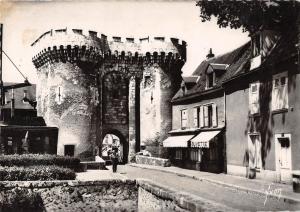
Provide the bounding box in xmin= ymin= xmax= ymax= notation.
xmin=135 ymin=155 xmax=171 ymax=167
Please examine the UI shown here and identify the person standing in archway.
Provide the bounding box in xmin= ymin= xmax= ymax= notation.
xmin=111 ymin=147 xmax=119 ymax=173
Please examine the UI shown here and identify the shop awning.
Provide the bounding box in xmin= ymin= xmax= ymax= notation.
xmin=190 ymin=130 xmax=221 ymax=148
xmin=163 ymin=135 xmax=194 ymax=148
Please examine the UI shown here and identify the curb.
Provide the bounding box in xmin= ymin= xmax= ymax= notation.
xmin=128 ymin=163 xmax=300 ymax=204
xmin=136 ymin=178 xmax=239 ymax=212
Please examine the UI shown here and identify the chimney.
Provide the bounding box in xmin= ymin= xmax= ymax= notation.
xmin=206 ymin=48 xmax=214 ymax=59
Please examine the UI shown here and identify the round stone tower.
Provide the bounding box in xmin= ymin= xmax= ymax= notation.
xmin=32 ymin=28 xmax=186 ymax=161
xmin=32 ymin=29 xmax=106 ymax=156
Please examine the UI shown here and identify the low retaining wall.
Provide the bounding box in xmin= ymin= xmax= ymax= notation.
xmin=0 ymin=180 xmax=138 ymax=211
xmin=136 ymin=155 xmax=171 ymax=167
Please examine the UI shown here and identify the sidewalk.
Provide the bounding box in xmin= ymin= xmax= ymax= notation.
xmin=76 ymin=166 xmax=127 ymax=181
xmin=129 ymin=163 xmax=300 ymax=204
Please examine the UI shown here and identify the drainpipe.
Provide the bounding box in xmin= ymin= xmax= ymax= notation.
xmin=223 ymin=89 xmax=226 ymax=127
xmin=11 ymin=88 xmax=14 ymax=118
xmin=223 ymin=88 xmax=227 ymax=173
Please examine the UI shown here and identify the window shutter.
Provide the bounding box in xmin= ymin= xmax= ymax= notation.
xmin=255 ymin=137 xmax=262 ymax=169
xmin=282 ymin=78 xmax=288 ymax=109
xmin=212 ymin=104 xmax=218 ymax=127
xmin=203 ymin=106 xmax=209 ymax=127
xmin=256 ymin=83 xmax=260 ymax=113
xmin=193 ymin=107 xmax=198 ymax=127
xmin=181 ymin=110 xmax=187 ymax=128
xmin=248 ymin=136 xmax=256 ymax=169
xmin=272 ymin=85 xmax=279 ymax=110
xmin=249 ymin=83 xmax=260 ymax=114
xmin=199 ymin=106 xmax=204 ymax=128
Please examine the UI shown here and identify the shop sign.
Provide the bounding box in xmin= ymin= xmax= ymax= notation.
xmin=191 ymin=141 xmax=209 ymax=148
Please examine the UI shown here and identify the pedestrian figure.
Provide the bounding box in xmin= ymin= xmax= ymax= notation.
xmin=111 ymin=147 xmax=119 ymax=173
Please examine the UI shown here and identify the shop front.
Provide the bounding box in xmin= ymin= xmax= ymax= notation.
xmin=190 ymin=130 xmax=224 ymax=173
xmin=163 ymin=130 xmax=224 ymax=173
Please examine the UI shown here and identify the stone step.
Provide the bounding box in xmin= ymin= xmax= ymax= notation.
xmin=80 ymin=161 xmax=106 ymax=171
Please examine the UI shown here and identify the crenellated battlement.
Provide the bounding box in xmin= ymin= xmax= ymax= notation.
xmin=31 ymin=28 xmax=186 ymax=69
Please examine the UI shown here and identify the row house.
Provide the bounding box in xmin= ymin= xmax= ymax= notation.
xmin=163 ymin=45 xmax=250 ymax=173
xmin=225 ymin=22 xmax=300 ymax=183
xmin=164 ymin=9 xmax=300 ymax=183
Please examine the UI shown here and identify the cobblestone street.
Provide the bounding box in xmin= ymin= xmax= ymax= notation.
xmin=78 ymin=165 xmax=300 ymax=211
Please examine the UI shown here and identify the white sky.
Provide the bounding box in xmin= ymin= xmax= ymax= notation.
xmin=0 ymin=0 xmax=249 ymax=83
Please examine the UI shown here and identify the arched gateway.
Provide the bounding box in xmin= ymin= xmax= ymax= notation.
xmin=31 ymin=29 xmax=186 ymax=162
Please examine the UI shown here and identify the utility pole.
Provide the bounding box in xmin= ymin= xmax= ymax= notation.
xmin=0 ymin=24 xmax=3 ymax=106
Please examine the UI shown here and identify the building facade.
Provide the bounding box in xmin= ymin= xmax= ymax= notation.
xmin=166 ymin=6 xmax=300 ymax=183
xmin=0 ymin=83 xmax=58 ymax=155
xmin=31 ymin=29 xmax=186 ymax=162
xmin=225 ymin=18 xmax=300 ymax=183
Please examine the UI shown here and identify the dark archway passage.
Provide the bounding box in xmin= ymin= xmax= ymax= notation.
xmin=102 ymin=130 xmax=128 ymax=164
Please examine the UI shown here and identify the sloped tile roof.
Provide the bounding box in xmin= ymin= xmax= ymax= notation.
xmin=182 ymin=76 xmax=199 ymax=84
xmin=172 ymin=41 xmax=251 ymax=101
xmin=173 ymin=25 xmax=298 ymax=103
xmin=2 ymin=83 xmax=36 ymax=109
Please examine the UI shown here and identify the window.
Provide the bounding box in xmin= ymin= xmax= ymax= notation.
xmin=175 ymin=149 xmax=182 ymax=160
xmin=248 ymin=134 xmax=262 ymax=170
xmin=272 ymin=72 xmax=288 ymax=111
xmin=64 ymin=145 xmax=75 ymax=157
xmin=181 ymin=109 xmax=188 ymax=129
xmin=206 ymin=72 xmax=215 ymax=89
xmin=199 ymin=104 xmax=217 ymax=128
xmin=249 ymin=82 xmax=260 ymax=114
xmin=193 ymin=107 xmax=199 ymax=128
xmin=55 ymin=86 xmax=64 ymax=105
xmin=23 ymin=90 xmax=29 ymax=104
xmin=190 ymin=149 xmax=201 ymax=161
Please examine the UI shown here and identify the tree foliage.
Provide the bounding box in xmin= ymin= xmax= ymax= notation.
xmin=196 ymin=0 xmax=299 ymax=34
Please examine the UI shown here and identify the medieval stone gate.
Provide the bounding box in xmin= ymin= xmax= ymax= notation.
xmin=31 ymin=28 xmax=186 ymax=162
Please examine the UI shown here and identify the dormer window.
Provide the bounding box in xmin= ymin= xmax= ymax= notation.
xmin=250 ymin=33 xmax=262 ymax=70
xmin=251 ymin=33 xmax=261 ymax=58
xmin=181 ymin=82 xmax=186 ymax=94
xmin=182 ymin=76 xmax=198 ymax=91
xmin=207 ymin=72 xmax=214 ymax=88
xmin=205 ymin=63 xmax=227 ymax=90
xmin=206 ymin=67 xmax=215 ymax=89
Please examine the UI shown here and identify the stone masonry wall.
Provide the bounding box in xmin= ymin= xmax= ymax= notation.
xmin=136 ymin=155 xmax=171 ymax=167
xmin=0 ymin=180 xmax=138 ymax=212
xmin=140 ymin=64 xmax=182 ymax=157
xmin=37 ymin=62 xmax=97 ymax=156
xmin=140 ymin=66 xmax=161 ymax=156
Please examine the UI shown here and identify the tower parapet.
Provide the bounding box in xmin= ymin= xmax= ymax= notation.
xmin=103 ymin=36 xmax=186 ymax=67
xmin=32 ymin=28 xmax=106 ymax=69
xmin=32 ymin=29 xmax=186 ymax=69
